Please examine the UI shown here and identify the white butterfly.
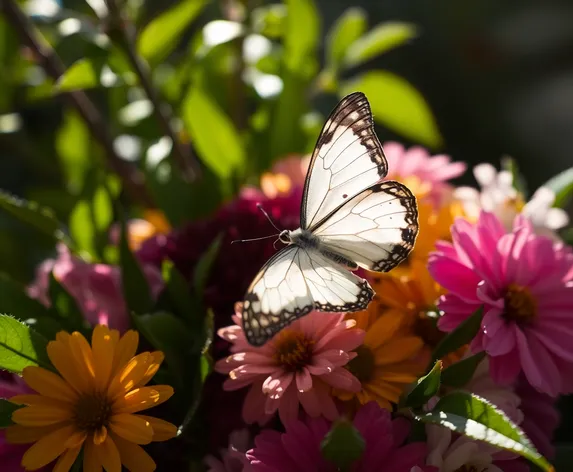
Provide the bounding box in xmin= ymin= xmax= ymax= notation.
xmin=241 ymin=92 xmax=419 ymax=346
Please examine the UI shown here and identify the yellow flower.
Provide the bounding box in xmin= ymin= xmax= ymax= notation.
xmin=127 ymin=210 xmax=171 ymax=251
xmin=335 ymin=303 xmax=425 ymax=410
xmin=7 ymin=325 xmax=177 ymax=472
xmin=375 ymin=260 xmax=467 ymax=368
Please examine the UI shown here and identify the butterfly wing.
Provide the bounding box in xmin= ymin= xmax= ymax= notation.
xmin=301 ymin=92 xmax=388 ymax=231
xmin=242 ymin=245 xmax=374 ymax=346
xmin=313 ymin=181 xmax=419 ymax=272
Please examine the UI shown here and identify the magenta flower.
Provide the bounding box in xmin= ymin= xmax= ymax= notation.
xmin=215 ymin=307 xmax=364 ymax=425
xmin=383 ymin=141 xmax=466 ymax=205
xmin=0 ymin=374 xmax=45 ymax=472
xmin=246 ymin=402 xmax=430 ymax=471
xmin=516 ymin=376 xmax=560 ymax=459
xmin=428 ymin=211 xmax=573 ymax=396
xmin=204 ymin=429 xmax=252 ymax=472
xmin=27 ymin=243 xmax=164 ymax=332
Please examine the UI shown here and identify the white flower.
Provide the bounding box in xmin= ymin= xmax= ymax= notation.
xmin=454 ymin=162 xmax=569 ymax=240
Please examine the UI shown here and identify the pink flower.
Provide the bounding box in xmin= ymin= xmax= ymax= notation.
xmin=27 ymin=243 xmax=164 ymax=332
xmin=428 ymin=211 xmax=573 ymax=396
xmin=0 ymin=374 xmax=45 ymax=472
xmin=215 ymin=306 xmax=364 ymax=425
xmin=426 ymin=425 xmax=529 ymax=472
xmin=516 ymin=377 xmax=560 ymax=459
xmin=383 ymin=141 xmax=466 ymax=206
xmin=246 ymin=402 xmax=430 ymax=471
xmin=204 ymin=429 xmax=252 ymax=472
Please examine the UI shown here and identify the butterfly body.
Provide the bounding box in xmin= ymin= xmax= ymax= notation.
xmin=241 ymin=92 xmax=419 ymax=347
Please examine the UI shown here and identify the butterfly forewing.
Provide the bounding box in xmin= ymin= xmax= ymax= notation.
xmin=312 ymin=181 xmax=419 ymax=272
xmin=242 ymin=245 xmax=374 ymax=346
xmin=301 ymin=92 xmax=388 ymax=231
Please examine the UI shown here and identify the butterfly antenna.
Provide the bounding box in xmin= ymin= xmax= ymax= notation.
xmin=256 ymin=203 xmax=282 ymax=232
xmin=231 ymin=234 xmax=278 ymax=244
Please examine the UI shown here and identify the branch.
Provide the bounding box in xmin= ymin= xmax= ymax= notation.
xmin=1 ymin=0 xmax=155 ymax=207
xmin=105 ymin=0 xmax=202 ymax=181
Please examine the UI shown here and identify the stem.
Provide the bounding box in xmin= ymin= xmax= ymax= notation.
xmin=105 ymin=0 xmax=202 ymax=181
xmin=1 ymin=0 xmax=154 ymax=207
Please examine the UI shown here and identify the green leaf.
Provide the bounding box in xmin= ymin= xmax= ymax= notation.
xmin=182 ymin=87 xmax=245 ymax=179
xmin=321 ymin=417 xmax=365 ymax=470
xmin=325 ymin=7 xmax=367 ymax=70
xmin=0 ymin=399 xmax=22 ymax=428
xmin=415 ymin=392 xmax=554 ymax=471
xmin=542 ymin=166 xmax=573 ymax=208
xmin=343 ymin=22 xmax=418 ymax=68
xmin=162 ymin=261 xmax=195 ymax=321
xmin=402 ymin=360 xmax=442 ymax=408
xmin=119 ymin=220 xmax=154 ymax=315
xmin=138 ymin=0 xmax=208 ymax=66
xmin=69 ymin=200 xmax=96 ymax=257
xmin=131 ymin=312 xmax=193 ymax=389
xmin=48 ymin=272 xmax=89 ymax=333
xmin=341 ymin=71 xmax=443 ymax=149
xmin=0 ymin=272 xmax=52 ymax=323
xmin=56 ymin=57 xmax=105 ymax=92
xmin=0 ymin=190 xmax=70 ymax=246
xmin=0 ymin=315 xmax=52 ymax=373
xmin=283 ymin=0 xmax=320 ymax=75
xmin=441 ymin=352 xmax=486 ymax=389
xmin=194 ymin=234 xmax=222 ymax=299
xmin=55 ymin=111 xmax=91 ymax=194
xmin=432 ymin=306 xmax=483 ymax=361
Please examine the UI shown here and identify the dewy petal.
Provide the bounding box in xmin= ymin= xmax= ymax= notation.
xmin=20 ymin=424 xmax=76 ymax=470
xmin=22 ymin=366 xmax=78 ymax=402
xmin=113 ymin=433 xmax=157 ymax=472
xmin=46 ymin=340 xmax=87 ymax=395
xmin=109 ymin=413 xmax=154 ymax=445
xmin=68 ymin=331 xmax=96 ymax=389
xmin=53 ymin=445 xmax=82 ymax=472
xmin=135 ymin=351 xmax=165 ymax=388
xmin=112 ymin=330 xmax=139 ymax=377
xmin=108 ymin=353 xmax=152 ymax=399
xmin=295 ymin=368 xmax=313 ymax=392
xmin=137 ymin=415 xmax=178 ymax=441
xmin=92 ymin=325 xmax=115 ymax=391
xmin=96 ymin=434 xmax=122 ymax=472
xmin=83 ymin=437 xmax=101 ymax=472
xmin=12 ymin=404 xmax=73 ymax=427
xmin=115 ymin=385 xmax=174 ymax=414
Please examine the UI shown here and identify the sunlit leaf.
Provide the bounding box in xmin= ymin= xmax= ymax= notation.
xmin=415 ymin=392 xmax=554 ymax=471
xmin=341 ymin=71 xmax=443 ymax=149
xmin=343 ymin=22 xmax=418 ymax=68
xmin=138 ymin=0 xmax=208 ymax=66
xmin=56 ymin=57 xmax=105 ymax=91
xmin=283 ymin=0 xmax=320 ymax=75
xmin=182 ymin=87 xmax=245 ymax=178
xmin=0 ymin=315 xmax=52 ymax=373
xmin=48 ymin=272 xmax=89 ymax=334
xmin=542 ymin=166 xmax=573 ymax=208
xmin=326 ymin=7 xmax=366 ymax=70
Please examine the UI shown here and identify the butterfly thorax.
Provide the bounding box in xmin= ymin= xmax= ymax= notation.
xmin=281 ymin=228 xmax=320 ymax=250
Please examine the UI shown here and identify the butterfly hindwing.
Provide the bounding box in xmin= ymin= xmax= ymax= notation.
xmin=301 ymin=92 xmax=388 ymax=231
xmin=312 ymin=181 xmax=419 ymax=272
xmin=241 ymin=245 xmax=374 ymax=346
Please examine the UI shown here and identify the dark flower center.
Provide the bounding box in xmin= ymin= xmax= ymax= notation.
xmin=346 ymin=345 xmax=375 ymax=383
xmin=413 ymin=310 xmax=443 ymax=348
xmin=454 ymin=466 xmax=486 ymax=472
xmin=504 ymin=284 xmax=537 ymax=322
xmin=73 ymin=391 xmax=113 ymax=432
xmin=272 ymin=330 xmax=315 ymax=372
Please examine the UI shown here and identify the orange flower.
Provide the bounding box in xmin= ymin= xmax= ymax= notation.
xmin=7 ymin=326 xmax=177 ymax=472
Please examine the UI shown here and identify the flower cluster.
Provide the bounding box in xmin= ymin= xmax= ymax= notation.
xmin=1 ymin=144 xmax=570 ymax=472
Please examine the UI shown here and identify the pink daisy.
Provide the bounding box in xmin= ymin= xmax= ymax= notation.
xmin=204 ymin=429 xmax=252 ymax=472
xmin=246 ymin=402 xmax=432 ymax=471
xmin=428 ymin=211 xmax=573 ymax=396
xmin=383 ymin=141 xmax=466 ymax=206
xmin=214 ymin=305 xmax=364 ymax=425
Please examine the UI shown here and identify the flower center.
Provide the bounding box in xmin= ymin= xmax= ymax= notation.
xmin=453 ymin=466 xmax=486 ymax=472
xmin=346 ymin=345 xmax=375 ymax=383
xmin=504 ymin=284 xmax=537 ymax=322
xmin=272 ymin=330 xmax=315 ymax=372
xmin=413 ymin=310 xmax=443 ymax=348
xmin=73 ymin=391 xmax=113 ymax=432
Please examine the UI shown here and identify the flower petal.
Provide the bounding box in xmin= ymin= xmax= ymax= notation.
xmin=53 ymin=445 xmax=82 ymax=472
xmin=22 ymin=366 xmax=77 ymax=402
xmin=113 ymin=433 xmax=157 ymax=472
xmin=112 ymin=330 xmax=139 ymax=377
xmin=92 ymin=325 xmax=116 ymax=391
xmin=20 ymin=424 xmax=76 ymax=470
xmin=110 ymin=413 xmax=154 ymax=445
xmin=114 ymin=385 xmax=174 ymax=414
xmin=96 ymin=434 xmax=122 ymax=472
xmin=137 ymin=415 xmax=178 ymax=442
xmin=12 ymin=404 xmax=72 ymax=427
